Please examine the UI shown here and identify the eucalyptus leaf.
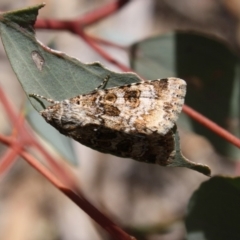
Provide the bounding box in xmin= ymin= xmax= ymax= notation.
xmin=186 ymin=176 xmax=240 ymax=240
xmin=168 ymin=126 xmax=210 ymax=176
xmin=0 ymin=4 xmax=142 ymax=112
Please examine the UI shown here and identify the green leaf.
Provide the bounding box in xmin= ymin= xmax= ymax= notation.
xmin=186 ymin=176 xmax=240 ymax=240
xmin=1 ymin=3 xmax=43 ymax=33
xmin=130 ymin=32 xmax=240 ymax=158
xmin=168 ymin=127 xmax=211 ymax=176
xmin=0 ymin=4 xmax=141 ymax=112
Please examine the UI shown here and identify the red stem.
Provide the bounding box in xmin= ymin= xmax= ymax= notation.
xmin=35 ymin=0 xmax=131 ymax=29
xmin=0 ymin=139 xmax=20 ymax=175
xmin=0 ymin=133 xmax=135 ymax=240
xmin=183 ymin=105 xmax=240 ymax=148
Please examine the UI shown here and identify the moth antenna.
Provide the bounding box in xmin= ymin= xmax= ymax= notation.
xmin=95 ymin=75 xmax=110 ymax=91
xmin=29 ymin=93 xmax=59 ymax=104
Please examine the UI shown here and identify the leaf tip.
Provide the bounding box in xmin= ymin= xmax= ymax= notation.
xmin=189 ymin=163 xmax=211 ymax=177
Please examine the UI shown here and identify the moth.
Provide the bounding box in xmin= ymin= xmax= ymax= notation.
xmin=30 ymin=77 xmax=186 ymax=166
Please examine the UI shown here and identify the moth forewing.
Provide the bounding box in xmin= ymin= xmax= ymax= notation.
xmin=30 ymin=77 xmax=186 ymax=166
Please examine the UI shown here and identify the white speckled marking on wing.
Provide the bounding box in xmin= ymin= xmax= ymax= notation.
xmin=78 ymin=77 xmax=187 ymax=135
xmin=39 ymin=77 xmax=186 ymax=136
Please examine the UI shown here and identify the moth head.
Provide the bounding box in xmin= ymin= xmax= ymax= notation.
xmin=40 ymin=104 xmax=62 ymax=127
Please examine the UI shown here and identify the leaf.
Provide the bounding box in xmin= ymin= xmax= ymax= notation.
xmin=130 ymin=32 xmax=240 ymax=158
xmin=185 ymin=176 xmax=240 ymax=240
xmin=168 ymin=127 xmax=210 ymax=176
xmin=0 ymin=4 xmax=142 ymax=112
xmin=0 ymin=5 xmax=211 ymax=175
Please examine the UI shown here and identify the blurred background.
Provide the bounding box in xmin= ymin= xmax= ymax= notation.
xmin=0 ymin=0 xmax=239 ymax=239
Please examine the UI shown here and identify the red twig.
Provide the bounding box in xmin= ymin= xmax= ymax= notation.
xmin=74 ymin=26 xmax=132 ymax=71
xmin=75 ymin=0 xmax=131 ymax=26
xmin=35 ymin=0 xmax=131 ymax=29
xmin=0 ymin=138 xmax=19 ymax=175
xmin=0 ymin=133 xmax=135 ymax=240
xmin=87 ymin=35 xmax=127 ymax=50
xmin=183 ymin=105 xmax=240 ymax=148
xmin=0 ymin=87 xmax=18 ymax=124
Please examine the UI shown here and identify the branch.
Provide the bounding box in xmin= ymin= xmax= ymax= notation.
xmin=35 ymin=0 xmax=131 ymax=29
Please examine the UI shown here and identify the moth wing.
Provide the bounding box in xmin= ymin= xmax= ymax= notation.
xmin=98 ymin=77 xmax=186 ymax=135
